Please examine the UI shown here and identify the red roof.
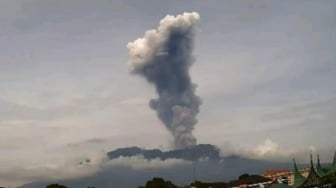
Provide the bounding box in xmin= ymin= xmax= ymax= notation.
xmin=264 ymin=169 xmax=290 ymax=176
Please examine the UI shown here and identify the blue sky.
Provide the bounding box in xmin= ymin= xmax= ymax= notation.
xmin=0 ymin=0 xmax=335 ymax=185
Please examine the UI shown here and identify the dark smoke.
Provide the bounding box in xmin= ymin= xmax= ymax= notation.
xmin=127 ymin=12 xmax=201 ymax=148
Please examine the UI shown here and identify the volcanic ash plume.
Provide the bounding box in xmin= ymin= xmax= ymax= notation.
xmin=127 ymin=12 xmax=201 ymax=149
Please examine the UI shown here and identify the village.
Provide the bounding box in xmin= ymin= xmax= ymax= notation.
xmin=139 ymin=153 xmax=336 ymax=188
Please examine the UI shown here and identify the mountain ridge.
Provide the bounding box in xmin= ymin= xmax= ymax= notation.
xmin=107 ymin=144 xmax=220 ymax=161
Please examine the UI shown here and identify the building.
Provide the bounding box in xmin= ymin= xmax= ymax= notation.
xmin=264 ymin=166 xmax=310 ymax=185
xmin=292 ymin=152 xmax=336 ymax=188
xmin=264 ymin=152 xmax=336 ymax=187
xmin=227 ymin=174 xmax=273 ymax=188
xmin=264 ymin=169 xmax=291 ymax=178
xmin=264 ymin=169 xmax=291 ymax=184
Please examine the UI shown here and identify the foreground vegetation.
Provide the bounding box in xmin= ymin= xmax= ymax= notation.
xmin=44 ymin=174 xmax=336 ymax=188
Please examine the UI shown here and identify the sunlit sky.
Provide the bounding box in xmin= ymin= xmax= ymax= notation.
xmin=0 ymin=0 xmax=335 ymax=185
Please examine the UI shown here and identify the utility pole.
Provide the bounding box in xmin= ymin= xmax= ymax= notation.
xmin=193 ymin=161 xmax=196 ymax=182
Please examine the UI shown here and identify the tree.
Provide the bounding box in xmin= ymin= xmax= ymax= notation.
xmin=238 ymin=173 xmax=249 ymax=180
xmin=140 ymin=177 xmax=178 ymax=188
xmin=46 ymin=184 xmax=67 ymax=188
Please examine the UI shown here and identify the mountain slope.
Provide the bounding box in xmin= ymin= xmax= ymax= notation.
xmin=19 ymin=144 xmax=295 ymax=188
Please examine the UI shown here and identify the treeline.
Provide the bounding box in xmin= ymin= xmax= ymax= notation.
xmin=138 ymin=177 xmax=227 ymax=188
xmin=42 ymin=175 xmax=336 ymax=188
xmin=45 ymin=184 xmax=95 ymax=188
xmin=138 ymin=177 xmax=179 ymax=188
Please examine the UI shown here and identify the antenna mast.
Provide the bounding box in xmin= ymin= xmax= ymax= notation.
xmin=193 ymin=161 xmax=196 ymax=182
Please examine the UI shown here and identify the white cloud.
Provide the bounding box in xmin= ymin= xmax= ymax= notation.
xmin=217 ymin=139 xmax=331 ymax=163
xmin=309 ymin=146 xmax=317 ymax=153
xmin=254 ymin=139 xmax=279 ymax=156
xmin=107 ymin=156 xmax=191 ymax=170
xmin=0 ymin=151 xmax=107 ymax=186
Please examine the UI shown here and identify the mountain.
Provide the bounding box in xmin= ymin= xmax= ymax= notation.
xmin=107 ymin=144 xmax=220 ymax=161
xmin=19 ymin=144 xmax=296 ymax=188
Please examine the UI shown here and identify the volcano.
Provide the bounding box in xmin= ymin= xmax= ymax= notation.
xmin=107 ymin=144 xmax=220 ymax=161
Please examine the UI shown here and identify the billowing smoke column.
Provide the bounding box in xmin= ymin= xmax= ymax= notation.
xmin=127 ymin=12 xmax=201 ymax=149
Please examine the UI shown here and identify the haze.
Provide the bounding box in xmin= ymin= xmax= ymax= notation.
xmin=0 ymin=0 xmax=335 ymax=186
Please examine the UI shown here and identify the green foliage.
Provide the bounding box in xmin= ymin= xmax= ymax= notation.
xmin=46 ymin=184 xmax=67 ymax=188
xmin=190 ymin=181 xmax=208 ymax=188
xmin=140 ymin=177 xmax=178 ymax=188
xmin=238 ymin=173 xmax=249 ymax=180
xmin=190 ymin=181 xmax=226 ymax=188
xmin=331 ymin=176 xmax=336 ymax=188
xmin=45 ymin=183 xmax=98 ymax=188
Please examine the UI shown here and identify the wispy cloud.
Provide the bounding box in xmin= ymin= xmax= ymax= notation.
xmin=107 ymin=156 xmax=192 ymax=170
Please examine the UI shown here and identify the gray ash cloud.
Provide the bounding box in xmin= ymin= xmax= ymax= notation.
xmin=127 ymin=12 xmax=201 ymax=148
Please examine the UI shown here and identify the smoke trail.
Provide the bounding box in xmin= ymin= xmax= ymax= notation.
xmin=127 ymin=12 xmax=201 ymax=149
